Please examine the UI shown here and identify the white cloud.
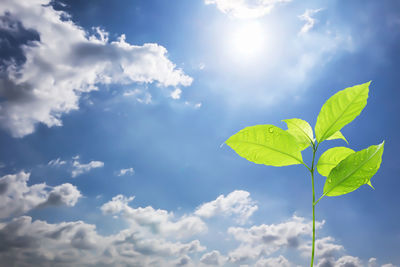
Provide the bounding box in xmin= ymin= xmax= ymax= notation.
xmin=41 ymin=183 xmax=82 ymax=207
xmin=117 ymin=167 xmax=135 ymax=176
xmin=317 ymin=255 xmax=363 ymax=267
xmin=174 ymin=255 xmax=194 ymax=266
xmin=71 ymin=158 xmax=104 ymax=178
xmin=0 ymin=186 xmax=397 ymax=266
xmin=48 ymin=158 xmax=67 ymax=166
xmin=205 ymin=0 xmax=291 ymax=19
xmin=299 ymin=8 xmax=323 ymax=35
xmin=171 ymin=88 xmax=182 ymax=99
xmin=0 ymin=215 xmax=205 ymax=267
xmin=101 ymin=195 xmax=207 ymax=239
xmin=368 ymin=258 xmax=378 ymax=267
xmin=184 ymin=101 xmax=202 ymax=109
xmin=123 ymin=88 xmax=153 ymax=104
xmin=0 ymin=171 xmax=81 ymax=219
xmin=137 ymin=91 xmax=153 ymax=104
xmin=195 ymin=190 xmax=258 ymax=224
xmin=299 ymin=236 xmax=344 ymax=260
xmin=123 ymin=89 xmax=141 ymax=97
xmin=255 ymin=255 xmax=291 ymax=267
xmin=335 ymin=256 xmax=363 ymax=267
xmin=200 ymin=250 xmax=227 ymax=266
xmin=0 ymin=0 xmax=192 ymax=137
xmin=227 ymin=215 xmax=324 ymax=262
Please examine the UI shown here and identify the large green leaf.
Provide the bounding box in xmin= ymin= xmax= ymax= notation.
xmin=283 ymin=118 xmax=314 ymax=150
xmin=317 ymin=147 xmax=355 ymax=177
xmin=315 ymin=82 xmax=370 ymax=143
xmin=225 ymin=125 xmax=303 ymax=167
xmin=326 ymin=131 xmax=348 ymax=144
xmin=323 ymin=142 xmax=384 ymax=197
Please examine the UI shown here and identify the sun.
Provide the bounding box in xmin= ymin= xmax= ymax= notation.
xmin=230 ymin=21 xmax=266 ymax=59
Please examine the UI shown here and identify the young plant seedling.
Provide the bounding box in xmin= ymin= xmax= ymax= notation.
xmin=225 ymin=82 xmax=384 ymax=267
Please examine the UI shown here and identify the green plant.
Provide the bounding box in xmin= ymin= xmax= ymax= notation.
xmin=225 ymin=82 xmax=384 ymax=267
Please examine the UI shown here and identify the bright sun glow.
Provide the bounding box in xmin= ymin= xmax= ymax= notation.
xmin=230 ymin=21 xmax=266 ymax=59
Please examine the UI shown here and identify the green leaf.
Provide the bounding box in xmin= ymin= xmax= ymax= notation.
xmin=323 ymin=142 xmax=384 ymax=197
xmin=283 ymin=118 xmax=314 ymax=150
xmin=315 ymin=82 xmax=370 ymax=143
xmin=326 ymin=131 xmax=348 ymax=144
xmin=317 ymin=147 xmax=355 ymax=177
xmin=225 ymin=125 xmax=303 ymax=167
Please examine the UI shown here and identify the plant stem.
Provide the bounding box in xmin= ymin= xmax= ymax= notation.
xmin=310 ymin=144 xmax=317 ymax=267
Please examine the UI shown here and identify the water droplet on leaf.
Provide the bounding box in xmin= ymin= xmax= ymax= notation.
xmin=268 ymin=127 xmax=274 ymax=133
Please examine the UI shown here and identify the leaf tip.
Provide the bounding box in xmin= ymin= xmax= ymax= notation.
xmin=367 ymin=180 xmax=375 ymax=190
xmin=378 ymin=140 xmax=385 ymax=150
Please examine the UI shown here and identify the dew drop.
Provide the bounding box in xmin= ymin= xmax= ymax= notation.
xmin=328 ymin=178 xmax=332 ymax=183
xmin=268 ymin=127 xmax=274 ymax=133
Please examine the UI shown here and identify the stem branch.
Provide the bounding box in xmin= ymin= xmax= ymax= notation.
xmin=310 ymin=143 xmax=317 ymax=267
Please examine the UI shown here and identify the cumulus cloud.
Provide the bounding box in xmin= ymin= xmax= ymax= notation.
xmin=317 ymin=255 xmax=363 ymax=267
xmin=117 ymin=167 xmax=135 ymax=176
xmin=0 ymin=216 xmax=205 ymax=267
xmin=368 ymin=257 xmax=379 ymax=267
xmin=195 ymin=190 xmax=258 ymax=224
xmin=39 ymin=183 xmax=82 ymax=208
xmin=205 ymin=0 xmax=291 ymax=19
xmin=200 ymin=250 xmax=227 ymax=266
xmin=225 ymin=215 xmax=394 ymax=267
xmin=0 ymin=0 xmax=192 ymax=137
xmin=0 ymin=186 xmax=397 ymax=266
xmin=101 ymin=194 xmax=207 ymax=239
xmin=227 ymin=215 xmax=324 ymax=263
xmin=301 ymin=236 xmax=344 ymax=259
xmin=299 ymin=8 xmax=323 ymax=35
xmin=171 ymin=88 xmax=182 ymax=99
xmin=71 ymin=158 xmax=104 ymax=178
xmin=255 ymin=255 xmax=291 ymax=267
xmin=174 ymin=255 xmax=194 ymax=266
xmin=0 ymin=171 xmax=81 ymax=219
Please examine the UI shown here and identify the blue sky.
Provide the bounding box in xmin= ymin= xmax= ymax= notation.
xmin=0 ymin=0 xmax=399 ymax=266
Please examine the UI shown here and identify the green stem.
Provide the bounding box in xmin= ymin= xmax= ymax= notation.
xmin=310 ymin=143 xmax=317 ymax=267
xmin=314 ymin=194 xmax=324 ymax=206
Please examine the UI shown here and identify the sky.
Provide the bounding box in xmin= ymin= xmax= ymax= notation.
xmin=0 ymin=0 xmax=399 ymax=266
